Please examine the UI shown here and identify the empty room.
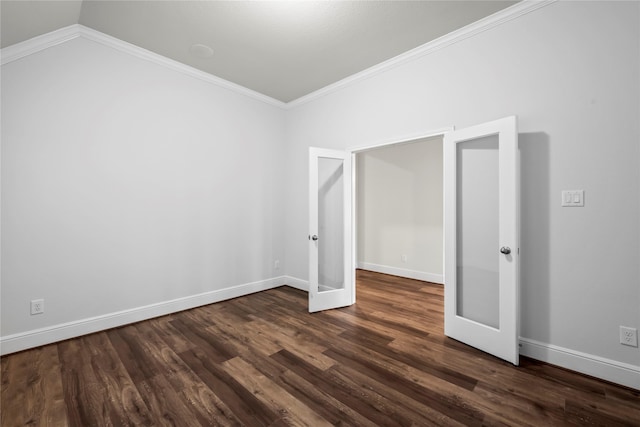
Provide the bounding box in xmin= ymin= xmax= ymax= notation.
xmin=1 ymin=1 xmax=639 ymax=425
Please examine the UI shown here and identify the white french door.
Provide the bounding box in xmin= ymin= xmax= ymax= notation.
xmin=443 ymin=116 xmax=520 ymax=365
xmin=308 ymin=147 xmax=354 ymax=313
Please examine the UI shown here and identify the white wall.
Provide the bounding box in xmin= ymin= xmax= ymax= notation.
xmin=356 ymin=137 xmax=443 ymax=282
xmin=1 ymin=37 xmax=286 ymax=342
xmin=285 ymin=0 xmax=640 ymax=384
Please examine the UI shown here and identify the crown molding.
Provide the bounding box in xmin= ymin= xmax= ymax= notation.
xmin=1 ymin=24 xmax=82 ymax=65
xmin=1 ymin=1 xmax=555 ymax=110
xmin=1 ymin=24 xmax=287 ymax=109
xmin=286 ymin=0 xmax=557 ymax=109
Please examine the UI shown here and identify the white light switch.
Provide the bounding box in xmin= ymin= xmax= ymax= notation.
xmin=562 ymin=190 xmax=584 ymax=207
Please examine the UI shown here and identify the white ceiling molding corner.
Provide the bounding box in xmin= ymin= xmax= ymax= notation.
xmin=75 ymin=25 xmax=287 ymax=109
xmin=1 ymin=24 xmax=82 ymax=66
xmin=1 ymin=24 xmax=287 ymax=109
xmin=285 ymin=0 xmax=557 ymax=110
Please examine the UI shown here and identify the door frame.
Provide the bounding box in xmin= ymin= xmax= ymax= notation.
xmin=339 ymin=121 xmax=520 ymax=364
xmin=350 ymin=127 xmax=452 ymax=297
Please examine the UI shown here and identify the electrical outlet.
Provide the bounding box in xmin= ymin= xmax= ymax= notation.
xmin=401 ymin=254 xmax=407 ymax=263
xmin=31 ymin=299 xmax=44 ymax=315
xmin=274 ymin=259 xmax=280 ymax=270
xmin=620 ymin=326 xmax=638 ymax=347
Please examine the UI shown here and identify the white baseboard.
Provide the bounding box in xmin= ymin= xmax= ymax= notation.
xmin=357 ymin=262 xmax=444 ymax=284
xmin=283 ymin=276 xmax=309 ymax=292
xmin=6 ymin=273 xmax=636 ymax=391
xmin=0 ymin=276 xmax=286 ymax=356
xmin=519 ymin=338 xmax=640 ymax=390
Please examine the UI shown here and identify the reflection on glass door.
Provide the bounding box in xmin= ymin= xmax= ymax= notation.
xmin=308 ymin=147 xmax=354 ymax=313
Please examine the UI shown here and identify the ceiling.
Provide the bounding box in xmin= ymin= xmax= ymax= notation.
xmin=1 ymin=1 xmax=517 ymax=103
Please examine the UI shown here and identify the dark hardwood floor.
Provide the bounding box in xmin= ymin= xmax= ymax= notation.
xmin=2 ymin=270 xmax=639 ymax=426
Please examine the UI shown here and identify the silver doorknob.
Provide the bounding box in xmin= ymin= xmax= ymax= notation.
xmin=310 ymin=235 xmax=318 ymax=241
xmin=500 ymin=246 xmax=511 ymax=255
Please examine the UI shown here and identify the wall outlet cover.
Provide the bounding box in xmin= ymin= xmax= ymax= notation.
xmin=31 ymin=299 xmax=44 ymax=315
xmin=620 ymin=326 xmax=638 ymax=347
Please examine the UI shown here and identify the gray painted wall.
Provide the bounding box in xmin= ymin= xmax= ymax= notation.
xmin=1 ymin=37 xmax=286 ymax=337
xmin=285 ymin=1 xmax=640 ymax=373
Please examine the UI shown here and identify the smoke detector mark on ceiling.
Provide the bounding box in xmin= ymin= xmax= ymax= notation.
xmin=189 ymin=43 xmax=213 ymax=59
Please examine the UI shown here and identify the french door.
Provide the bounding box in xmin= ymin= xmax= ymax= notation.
xmin=308 ymin=147 xmax=354 ymax=313
xmin=443 ymin=116 xmax=520 ymax=365
xmin=306 ymin=117 xmax=519 ymax=365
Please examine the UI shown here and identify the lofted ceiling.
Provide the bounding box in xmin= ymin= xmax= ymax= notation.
xmin=1 ymin=1 xmax=517 ymax=103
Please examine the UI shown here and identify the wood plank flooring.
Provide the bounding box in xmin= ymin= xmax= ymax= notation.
xmin=2 ymin=270 xmax=639 ymax=426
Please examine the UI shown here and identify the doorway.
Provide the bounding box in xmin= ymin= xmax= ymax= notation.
xmin=308 ymin=117 xmax=520 ymax=365
xmin=310 ymin=117 xmax=520 ymax=365
xmin=354 ymin=135 xmax=445 ymax=288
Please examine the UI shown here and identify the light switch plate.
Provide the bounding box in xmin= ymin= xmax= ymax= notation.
xmin=561 ymin=190 xmax=584 ymax=207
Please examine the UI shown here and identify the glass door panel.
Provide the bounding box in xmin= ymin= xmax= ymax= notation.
xmin=456 ymin=135 xmax=500 ymax=329
xmin=318 ymin=157 xmax=345 ymax=292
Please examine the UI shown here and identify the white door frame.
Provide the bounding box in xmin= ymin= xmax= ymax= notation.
xmin=350 ymin=128 xmax=452 ymax=293
xmin=341 ymin=120 xmax=519 ymax=365
xmin=309 ymin=125 xmax=458 ymax=310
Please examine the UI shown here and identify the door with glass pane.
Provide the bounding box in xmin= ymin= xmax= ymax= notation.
xmin=443 ymin=116 xmax=519 ymax=365
xmin=308 ymin=148 xmax=354 ymax=312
